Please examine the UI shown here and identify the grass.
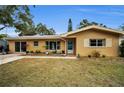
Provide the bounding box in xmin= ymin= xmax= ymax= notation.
xmin=0 ymin=57 xmax=124 ymax=87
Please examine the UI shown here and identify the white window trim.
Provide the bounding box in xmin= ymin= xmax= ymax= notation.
xmin=89 ymin=39 xmax=106 ymax=48
xmin=34 ymin=41 xmax=39 ymax=47
xmin=46 ymin=41 xmax=60 ymax=50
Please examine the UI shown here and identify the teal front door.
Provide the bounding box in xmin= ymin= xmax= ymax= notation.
xmin=67 ymin=40 xmax=74 ymax=54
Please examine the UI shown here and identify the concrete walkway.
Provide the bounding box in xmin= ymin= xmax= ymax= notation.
xmin=0 ymin=54 xmax=77 ymax=65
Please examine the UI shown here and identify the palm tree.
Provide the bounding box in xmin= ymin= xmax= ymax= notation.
xmin=78 ymin=19 xmax=91 ymax=29
xmin=77 ymin=19 xmax=107 ymax=29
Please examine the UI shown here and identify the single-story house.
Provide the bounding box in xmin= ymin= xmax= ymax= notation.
xmin=6 ymin=25 xmax=124 ymax=56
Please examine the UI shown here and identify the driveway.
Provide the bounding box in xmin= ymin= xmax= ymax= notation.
xmin=0 ymin=54 xmax=77 ymax=65
xmin=0 ymin=54 xmax=24 ymax=65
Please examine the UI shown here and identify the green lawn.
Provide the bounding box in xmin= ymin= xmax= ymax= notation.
xmin=0 ymin=57 xmax=124 ymax=87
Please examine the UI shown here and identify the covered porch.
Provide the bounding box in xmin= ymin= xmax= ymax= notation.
xmin=64 ymin=38 xmax=76 ymax=56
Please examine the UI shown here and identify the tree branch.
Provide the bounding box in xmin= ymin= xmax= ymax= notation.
xmin=0 ymin=26 xmax=6 ymax=31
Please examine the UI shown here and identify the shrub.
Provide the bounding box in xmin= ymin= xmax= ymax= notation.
xmin=92 ymin=50 xmax=100 ymax=58
xmin=62 ymin=50 xmax=65 ymax=54
xmin=102 ymin=55 xmax=106 ymax=58
xmin=77 ymin=54 xmax=80 ymax=58
xmin=119 ymin=40 xmax=124 ymax=57
xmin=35 ymin=50 xmax=41 ymax=54
xmin=30 ymin=51 xmax=34 ymax=53
xmin=88 ymin=55 xmax=91 ymax=58
xmin=26 ymin=51 xmax=29 ymax=54
xmin=38 ymin=51 xmax=41 ymax=53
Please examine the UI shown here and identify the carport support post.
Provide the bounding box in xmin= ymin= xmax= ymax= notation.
xmin=65 ymin=39 xmax=67 ymax=55
xmin=20 ymin=41 xmax=22 ymax=52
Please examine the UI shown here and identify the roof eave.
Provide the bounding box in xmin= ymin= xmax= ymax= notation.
xmin=6 ymin=37 xmax=62 ymax=40
xmin=64 ymin=25 xmax=124 ymax=36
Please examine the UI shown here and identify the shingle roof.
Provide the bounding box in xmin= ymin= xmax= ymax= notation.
xmin=6 ymin=25 xmax=124 ymax=40
xmin=6 ymin=35 xmax=62 ymax=40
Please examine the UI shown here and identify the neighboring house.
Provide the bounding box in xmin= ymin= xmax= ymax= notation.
xmin=119 ymin=35 xmax=124 ymax=45
xmin=0 ymin=39 xmax=8 ymax=53
xmin=6 ymin=25 xmax=124 ymax=56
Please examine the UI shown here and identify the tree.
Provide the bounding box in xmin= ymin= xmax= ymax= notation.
xmin=16 ymin=23 xmax=36 ymax=36
xmin=35 ymin=23 xmax=47 ymax=35
xmin=119 ymin=24 xmax=124 ymax=31
xmin=0 ymin=6 xmax=56 ymax=36
xmin=35 ymin=23 xmax=56 ymax=35
xmin=48 ymin=28 xmax=56 ymax=35
xmin=119 ymin=40 xmax=124 ymax=57
xmin=67 ymin=18 xmax=73 ymax=32
xmin=77 ymin=19 xmax=107 ymax=29
xmin=18 ymin=23 xmax=56 ymax=36
xmin=78 ymin=19 xmax=91 ymax=29
xmin=0 ymin=5 xmax=33 ymax=33
xmin=0 ymin=34 xmax=8 ymax=39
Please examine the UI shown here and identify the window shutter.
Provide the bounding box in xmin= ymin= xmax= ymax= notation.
xmin=106 ymin=39 xmax=112 ymax=47
xmin=84 ymin=39 xmax=89 ymax=47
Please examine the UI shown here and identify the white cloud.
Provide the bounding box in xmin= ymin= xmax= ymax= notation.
xmin=76 ymin=8 xmax=124 ymax=16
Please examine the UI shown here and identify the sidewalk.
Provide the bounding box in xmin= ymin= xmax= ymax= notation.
xmin=23 ymin=56 xmax=77 ymax=59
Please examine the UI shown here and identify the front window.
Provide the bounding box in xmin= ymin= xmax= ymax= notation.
xmin=90 ymin=39 xmax=105 ymax=47
xmin=57 ymin=41 xmax=60 ymax=49
xmin=46 ymin=41 xmax=60 ymax=50
xmin=34 ymin=41 xmax=38 ymax=46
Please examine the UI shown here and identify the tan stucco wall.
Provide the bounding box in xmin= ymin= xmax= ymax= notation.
xmin=8 ymin=39 xmax=65 ymax=53
xmin=26 ymin=39 xmax=65 ymax=52
xmin=26 ymin=40 xmax=46 ymax=52
xmin=8 ymin=41 xmax=15 ymax=53
xmin=67 ymin=29 xmax=120 ymax=56
xmin=8 ymin=29 xmax=120 ymax=56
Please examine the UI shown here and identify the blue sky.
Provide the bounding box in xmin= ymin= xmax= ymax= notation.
xmin=1 ymin=5 xmax=124 ymax=36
